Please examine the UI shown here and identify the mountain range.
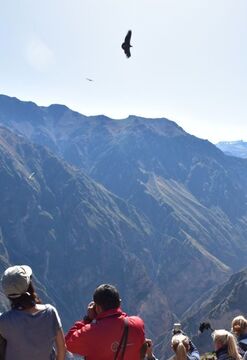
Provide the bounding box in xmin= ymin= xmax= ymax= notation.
xmin=216 ymin=140 xmax=247 ymax=159
xmin=0 ymin=94 xmax=247 ymax=358
xmin=0 ymin=125 xmax=173 ymax=333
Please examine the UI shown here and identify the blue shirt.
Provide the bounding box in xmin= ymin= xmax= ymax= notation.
xmin=0 ymin=304 xmax=62 ymax=360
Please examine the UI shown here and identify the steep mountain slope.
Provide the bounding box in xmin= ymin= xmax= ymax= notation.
xmin=0 ymin=126 xmax=175 ymax=337
xmin=3 ymin=94 xmax=247 ymax=360
xmin=151 ymin=265 xmax=247 ymax=359
xmin=1 ymin=95 xmax=247 ymax=318
xmin=181 ymin=267 xmax=247 ymax=354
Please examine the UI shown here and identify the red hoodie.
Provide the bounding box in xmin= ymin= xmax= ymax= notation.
xmin=65 ymin=307 xmax=145 ymax=359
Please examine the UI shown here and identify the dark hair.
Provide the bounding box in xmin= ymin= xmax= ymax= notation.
xmin=93 ymin=284 xmax=120 ymax=311
xmin=9 ymin=281 xmax=42 ymax=310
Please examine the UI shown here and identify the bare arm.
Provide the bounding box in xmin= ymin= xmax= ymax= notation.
xmin=55 ymin=328 xmax=66 ymax=360
xmin=145 ymin=339 xmax=157 ymax=360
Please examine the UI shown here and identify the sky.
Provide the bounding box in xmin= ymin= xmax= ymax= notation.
xmin=0 ymin=0 xmax=247 ymax=143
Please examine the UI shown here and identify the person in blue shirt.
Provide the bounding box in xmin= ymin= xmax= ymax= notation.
xmin=0 ymin=265 xmax=66 ymax=360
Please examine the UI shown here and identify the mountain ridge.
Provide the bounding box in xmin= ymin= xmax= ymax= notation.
xmin=0 ymin=125 xmax=174 ymax=336
xmin=1 ymin=94 xmax=247 ymax=359
xmin=216 ymin=140 xmax=247 ymax=159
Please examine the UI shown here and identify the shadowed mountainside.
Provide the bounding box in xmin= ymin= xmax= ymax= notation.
xmin=1 ymin=95 xmax=247 ymax=358
xmin=181 ymin=267 xmax=247 ymax=354
xmin=0 ymin=126 xmax=175 ymax=336
xmin=155 ymin=267 xmax=247 ymax=358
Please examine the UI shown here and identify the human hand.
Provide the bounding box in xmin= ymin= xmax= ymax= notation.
xmin=145 ymin=338 xmax=155 ymax=359
xmin=87 ymin=301 xmax=97 ymax=321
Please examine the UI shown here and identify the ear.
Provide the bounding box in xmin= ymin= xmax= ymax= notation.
xmin=95 ymin=304 xmax=103 ymax=314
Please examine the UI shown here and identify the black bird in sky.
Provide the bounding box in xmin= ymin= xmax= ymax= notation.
xmin=121 ymin=30 xmax=132 ymax=58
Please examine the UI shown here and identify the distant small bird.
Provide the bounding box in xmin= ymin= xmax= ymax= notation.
xmin=28 ymin=172 xmax=36 ymax=180
xmin=86 ymin=78 xmax=93 ymax=82
xmin=121 ymin=30 xmax=132 ymax=58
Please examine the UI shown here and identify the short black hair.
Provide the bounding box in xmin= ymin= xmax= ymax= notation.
xmin=93 ymin=284 xmax=120 ymax=311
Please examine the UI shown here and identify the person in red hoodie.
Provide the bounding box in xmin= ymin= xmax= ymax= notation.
xmin=65 ymin=283 xmax=146 ymax=359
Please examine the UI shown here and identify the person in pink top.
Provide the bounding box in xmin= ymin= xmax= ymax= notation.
xmin=66 ymin=283 xmax=146 ymax=359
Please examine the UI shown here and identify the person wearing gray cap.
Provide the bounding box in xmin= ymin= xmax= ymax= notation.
xmin=0 ymin=265 xmax=66 ymax=360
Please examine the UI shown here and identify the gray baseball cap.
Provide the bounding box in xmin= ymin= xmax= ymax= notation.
xmin=1 ymin=265 xmax=32 ymax=298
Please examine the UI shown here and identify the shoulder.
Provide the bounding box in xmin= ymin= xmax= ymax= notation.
xmin=127 ymin=315 xmax=144 ymax=325
xmin=217 ymin=353 xmax=232 ymax=360
xmin=0 ymin=309 xmax=15 ymax=321
xmin=42 ymin=304 xmax=59 ymax=314
xmin=39 ymin=304 xmax=61 ymax=322
xmin=0 ymin=309 xmax=17 ymax=330
xmin=44 ymin=304 xmax=62 ymax=328
xmin=42 ymin=303 xmax=55 ymax=310
xmin=187 ymin=351 xmax=200 ymax=360
xmin=239 ymin=337 xmax=247 ymax=345
xmin=188 ymin=344 xmax=200 ymax=360
xmin=126 ymin=315 xmax=145 ymax=334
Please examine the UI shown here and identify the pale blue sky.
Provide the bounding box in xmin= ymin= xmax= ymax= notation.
xmin=0 ymin=0 xmax=247 ymax=143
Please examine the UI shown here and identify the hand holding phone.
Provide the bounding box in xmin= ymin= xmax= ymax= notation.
xmin=87 ymin=301 xmax=97 ymax=320
xmin=173 ymin=323 xmax=182 ymax=335
xmin=145 ymin=338 xmax=155 ymax=359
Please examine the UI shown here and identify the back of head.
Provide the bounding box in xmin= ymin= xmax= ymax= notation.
xmin=93 ymin=284 xmax=120 ymax=311
xmin=1 ymin=265 xmax=41 ymax=309
xmin=212 ymin=329 xmax=240 ymax=360
xmin=231 ymin=316 xmax=247 ymax=336
xmin=2 ymin=265 xmax=32 ymax=298
xmin=172 ymin=334 xmax=190 ymax=360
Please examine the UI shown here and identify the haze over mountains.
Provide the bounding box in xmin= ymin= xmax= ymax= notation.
xmin=216 ymin=140 xmax=247 ymax=159
xmin=0 ymin=94 xmax=247 ymax=358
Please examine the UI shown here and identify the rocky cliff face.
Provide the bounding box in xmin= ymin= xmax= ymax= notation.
xmin=0 ymin=126 xmax=173 ymax=335
xmin=1 ymin=95 xmax=247 ymax=358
